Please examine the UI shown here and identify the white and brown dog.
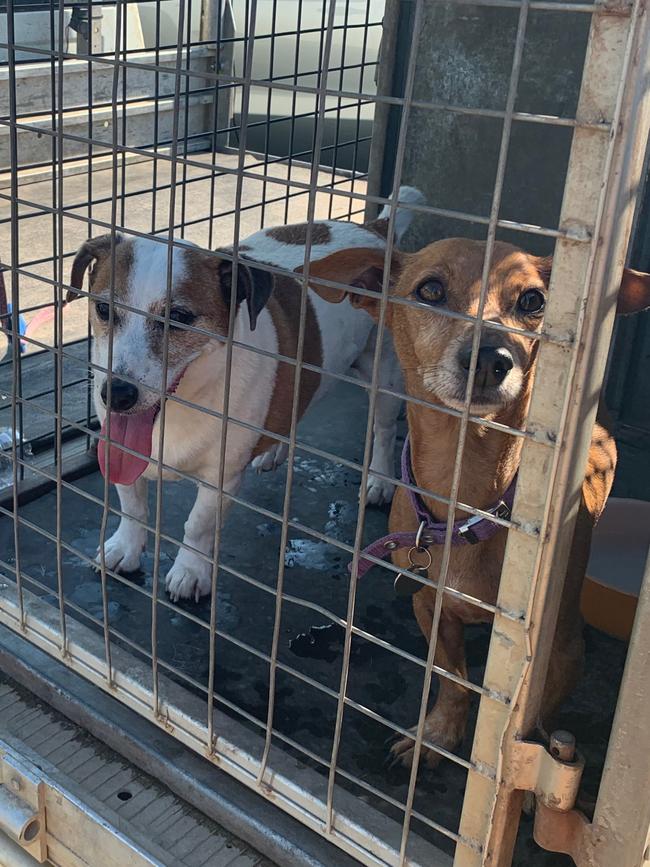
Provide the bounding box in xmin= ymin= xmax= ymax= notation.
xmin=67 ymin=187 xmax=423 ymax=602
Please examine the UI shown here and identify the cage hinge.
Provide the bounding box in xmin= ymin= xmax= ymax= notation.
xmin=510 ymin=730 xmax=593 ymax=860
xmin=0 ymin=750 xmax=47 ymax=862
xmin=510 ymin=730 xmax=584 ymax=810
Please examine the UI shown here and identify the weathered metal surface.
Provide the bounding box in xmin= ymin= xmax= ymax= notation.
xmin=581 ymin=550 xmax=650 ymax=867
xmin=0 ymin=738 xmax=162 ymax=867
xmin=532 ymin=803 xmax=590 ymax=861
xmin=507 ymin=738 xmax=584 ymax=812
xmin=0 ymin=675 xmax=273 ymax=866
xmin=0 ymin=752 xmax=46 ymax=863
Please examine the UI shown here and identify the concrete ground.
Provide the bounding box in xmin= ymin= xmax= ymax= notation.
xmin=0 ymin=156 xmax=630 ymax=864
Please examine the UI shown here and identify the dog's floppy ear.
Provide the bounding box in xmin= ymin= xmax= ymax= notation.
xmin=296 ymin=247 xmax=401 ymax=317
xmin=218 ymin=257 xmax=274 ymax=331
xmin=617 ymin=267 xmax=650 ymax=315
xmin=534 ymin=255 xmax=650 ymax=316
xmin=68 ymin=234 xmax=122 ymax=303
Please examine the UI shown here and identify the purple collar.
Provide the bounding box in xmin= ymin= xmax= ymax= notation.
xmin=353 ymin=437 xmax=517 ymax=579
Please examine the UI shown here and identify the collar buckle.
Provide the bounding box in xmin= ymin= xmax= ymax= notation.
xmin=457 ymin=521 xmax=480 ymax=544
xmin=457 ymin=500 xmax=512 ymax=545
xmin=493 ymin=500 xmax=512 ymax=522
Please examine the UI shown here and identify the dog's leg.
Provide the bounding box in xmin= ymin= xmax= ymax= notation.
xmin=367 ymin=386 xmax=402 ymax=505
xmin=165 ymin=474 xmax=242 ymax=603
xmin=355 ymin=332 xmax=402 ymax=506
xmin=540 ymin=432 xmax=615 ymax=728
xmin=541 ymin=617 xmax=585 ymax=732
xmin=539 ymin=507 xmax=590 ymax=729
xmin=95 ymin=477 xmax=148 ymax=573
xmin=391 ymin=593 xmax=471 ymax=769
xmin=251 ymin=441 xmax=289 ymax=473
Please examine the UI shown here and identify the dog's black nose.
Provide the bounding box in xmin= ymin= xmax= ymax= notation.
xmin=459 ymin=346 xmax=514 ymax=388
xmin=100 ymin=378 xmax=139 ymax=412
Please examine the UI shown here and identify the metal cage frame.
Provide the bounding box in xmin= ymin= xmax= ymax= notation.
xmin=1 ymin=0 xmax=650 ymax=863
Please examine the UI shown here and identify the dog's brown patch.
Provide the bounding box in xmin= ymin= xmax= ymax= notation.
xmin=69 ymin=235 xmax=134 ymax=307
xmin=68 ymin=234 xmax=127 ymax=303
xmin=177 ymin=248 xmax=231 ymax=336
xmin=365 ymin=217 xmax=389 ymax=239
xmin=222 ymin=244 xmax=252 ymax=254
xmin=144 ymin=248 xmax=231 ymax=364
xmin=267 ymin=223 xmax=331 ymax=246
xmin=83 ymin=240 xmax=135 ymax=332
xmin=216 ymin=244 xmax=252 ymax=257
xmin=252 ymin=273 xmax=323 ymax=457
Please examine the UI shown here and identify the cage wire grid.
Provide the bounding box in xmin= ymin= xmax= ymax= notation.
xmin=0 ymin=0 xmax=648 ymax=863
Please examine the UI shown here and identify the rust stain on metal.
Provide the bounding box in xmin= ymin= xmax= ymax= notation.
xmin=533 ymin=802 xmax=591 ymax=860
xmin=599 ymin=0 xmax=635 ymax=15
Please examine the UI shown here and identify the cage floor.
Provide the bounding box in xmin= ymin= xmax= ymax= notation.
xmin=0 ymin=379 xmax=627 ymax=864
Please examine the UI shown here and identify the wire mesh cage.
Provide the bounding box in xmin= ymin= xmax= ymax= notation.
xmin=1 ymin=0 xmax=650 ymax=864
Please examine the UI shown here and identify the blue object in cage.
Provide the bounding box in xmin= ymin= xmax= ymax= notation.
xmin=6 ymin=303 xmax=28 ymax=353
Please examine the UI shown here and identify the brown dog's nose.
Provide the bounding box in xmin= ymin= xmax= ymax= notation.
xmin=459 ymin=346 xmax=514 ymax=388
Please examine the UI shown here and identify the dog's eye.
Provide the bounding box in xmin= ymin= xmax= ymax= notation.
xmin=415 ymin=279 xmax=446 ymax=305
xmin=517 ymin=288 xmax=545 ymax=315
xmin=95 ymin=301 xmax=110 ymax=321
xmin=168 ymin=308 xmax=196 ymax=326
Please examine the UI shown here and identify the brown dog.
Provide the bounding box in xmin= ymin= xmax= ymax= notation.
xmin=305 ymin=238 xmax=650 ymax=767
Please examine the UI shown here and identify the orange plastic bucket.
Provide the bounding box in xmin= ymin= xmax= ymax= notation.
xmin=581 ymin=498 xmax=650 ymax=641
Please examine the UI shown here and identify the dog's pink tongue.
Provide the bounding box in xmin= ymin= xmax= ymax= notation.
xmin=98 ymin=407 xmax=158 ymax=485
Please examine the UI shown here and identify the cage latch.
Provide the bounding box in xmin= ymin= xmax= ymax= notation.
xmin=0 ymin=750 xmax=47 ymax=862
xmin=510 ymin=730 xmax=592 ymax=860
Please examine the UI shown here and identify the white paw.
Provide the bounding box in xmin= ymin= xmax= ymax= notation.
xmin=251 ymin=442 xmax=289 ymax=473
xmin=165 ymin=555 xmax=212 ymax=603
xmin=94 ymin=525 xmax=145 ymax=573
xmin=365 ymin=475 xmax=395 ymax=506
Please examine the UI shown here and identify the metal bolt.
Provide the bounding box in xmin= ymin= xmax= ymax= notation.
xmin=550 ymin=730 xmax=576 ymax=763
xmin=384 ymin=540 xmax=398 ymax=550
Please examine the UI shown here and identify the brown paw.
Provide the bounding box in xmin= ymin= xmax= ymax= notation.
xmin=390 ymin=731 xmax=442 ymax=769
xmin=388 ymin=728 xmax=447 ymax=770
xmin=387 ymin=709 xmax=467 ymax=771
